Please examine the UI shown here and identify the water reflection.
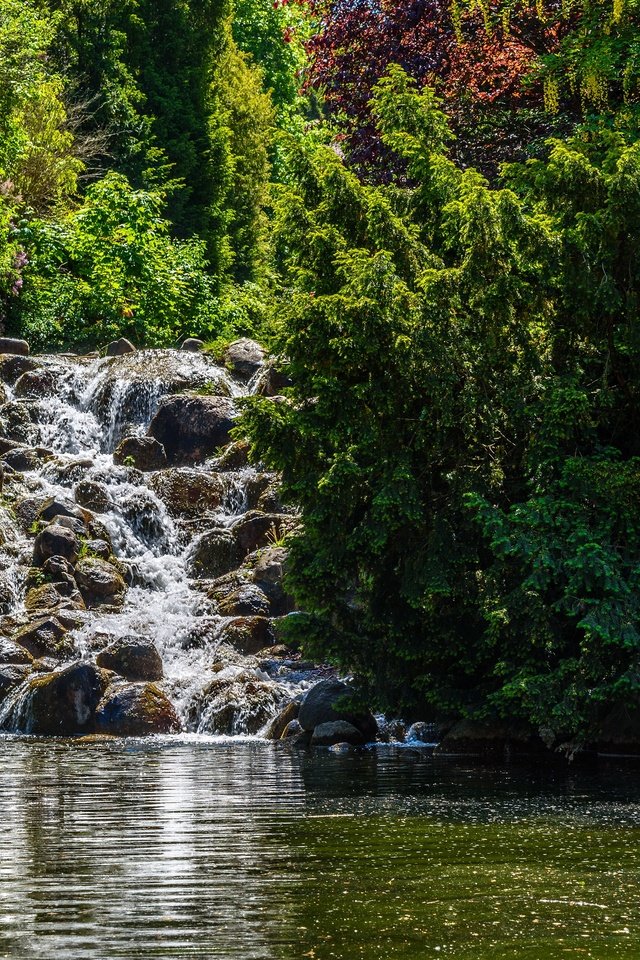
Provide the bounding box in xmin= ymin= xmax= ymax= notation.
xmin=0 ymin=738 xmax=639 ymax=959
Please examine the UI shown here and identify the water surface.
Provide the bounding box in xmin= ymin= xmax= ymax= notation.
xmin=1 ymin=738 xmax=639 ymax=959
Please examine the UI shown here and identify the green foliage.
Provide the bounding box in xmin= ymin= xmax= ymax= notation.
xmin=242 ymin=65 xmax=640 ymax=744
xmin=10 ymin=172 xmax=219 ymax=350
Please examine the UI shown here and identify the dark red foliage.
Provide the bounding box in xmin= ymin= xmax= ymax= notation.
xmin=303 ymin=0 xmax=569 ymax=177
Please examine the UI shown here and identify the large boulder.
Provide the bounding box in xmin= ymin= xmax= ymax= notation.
xmin=96 ymin=637 xmax=163 ymax=681
xmin=188 ymin=528 xmax=239 ymax=579
xmin=75 ymin=557 xmax=126 ymax=607
xmin=0 ymin=338 xmax=29 ymax=356
xmin=223 ymin=339 xmax=265 ymax=380
xmin=38 ymin=497 xmax=87 ymax=525
xmin=2 ymin=445 xmax=52 ymax=472
xmin=254 ymin=362 xmax=292 ymax=397
xmin=0 ymin=661 xmax=107 ymax=735
xmin=95 ymin=682 xmax=181 ymax=735
xmin=311 ymin=720 xmax=365 ymax=747
xmin=33 ymin=523 xmax=80 ymax=565
xmin=147 ymin=395 xmax=236 ymax=464
xmin=298 ymin=679 xmax=377 ymax=741
xmin=113 ymin=435 xmax=167 ymax=471
xmin=149 ymin=468 xmax=224 ymax=518
xmin=231 ymin=510 xmax=292 ymax=557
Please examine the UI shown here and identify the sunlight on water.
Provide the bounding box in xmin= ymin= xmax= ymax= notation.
xmin=0 ymin=740 xmax=638 ymax=960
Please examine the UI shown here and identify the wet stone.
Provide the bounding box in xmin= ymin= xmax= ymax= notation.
xmin=147 ymin=395 xmax=236 ymax=465
xmin=96 ymin=638 xmax=163 ymax=682
xmin=95 ymin=682 xmax=181 ymax=736
xmin=75 ymin=480 xmax=111 ymax=513
xmin=113 ymin=436 xmax=168 ymax=472
xmin=223 ymin=339 xmax=265 ymax=381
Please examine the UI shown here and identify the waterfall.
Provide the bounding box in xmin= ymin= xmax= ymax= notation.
xmin=0 ymin=349 xmax=318 ymax=737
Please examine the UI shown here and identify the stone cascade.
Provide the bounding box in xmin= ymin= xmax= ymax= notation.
xmin=0 ymin=342 xmax=373 ymax=743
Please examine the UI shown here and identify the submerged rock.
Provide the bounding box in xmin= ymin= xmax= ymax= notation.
xmin=96 ymin=637 xmax=163 ymax=682
xmin=265 ymin=700 xmax=299 ymax=740
xmin=147 ymin=395 xmax=236 ymax=464
xmin=95 ymin=682 xmax=181 ymax=735
xmin=311 ymin=720 xmax=365 ymax=747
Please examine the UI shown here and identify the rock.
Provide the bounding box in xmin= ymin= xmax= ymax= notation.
xmin=265 ymin=700 xmax=299 ymax=740
xmin=75 ymin=480 xmax=111 ymax=513
xmin=84 ymin=539 xmax=111 ymax=560
xmin=0 ymin=354 xmax=38 ymax=385
xmin=149 ymin=469 xmax=224 ymax=518
xmin=15 ymin=496 xmax=54 ymax=531
xmin=113 ymin=435 xmax=168 ymax=471
xmin=434 ymin=719 xmax=544 ymax=759
xmin=13 ymin=368 xmax=57 ymax=399
xmin=24 ymin=583 xmax=82 ymax=613
xmin=256 ymin=481 xmax=287 ymax=514
xmin=187 ymin=671 xmax=286 ymax=735
xmin=231 ymin=511 xmax=292 ymax=556
xmin=96 ymin=637 xmax=163 ymax=681
xmin=223 ymin=339 xmax=265 ymax=380
xmin=33 ymin=523 xmax=80 ymax=565
xmin=0 ymin=401 xmax=35 ymax=444
xmin=217 ymin=584 xmax=271 ymax=617
xmin=0 ymin=338 xmax=29 ymax=356
xmin=106 ymin=338 xmax=136 ymax=357
xmin=0 ymin=637 xmax=33 ymax=665
xmin=378 ymin=719 xmax=407 ymax=743
xmin=1 ymin=445 xmax=51 ymax=472
xmin=213 ymin=440 xmax=250 ymax=471
xmin=75 ymin=557 xmax=126 ymax=606
xmin=181 ymin=338 xmax=205 ymax=352
xmin=38 ymin=497 xmax=87 ymax=525
xmin=95 ymin=682 xmax=181 ymax=735
xmin=0 ymin=661 xmax=107 ymax=735
xmin=281 ymin=718 xmax=303 ymax=739
xmin=405 ymin=721 xmax=438 ymax=744
xmin=298 ymin=679 xmax=377 ymax=741
xmin=254 ymin=362 xmax=292 ymax=397
xmin=12 ymin=617 xmax=71 ymax=659
xmin=311 ymin=720 xmax=366 ymax=747
xmin=245 ymin=473 xmax=272 ymax=510
xmin=188 ymin=528 xmax=239 ymax=579
xmin=147 ymin=395 xmax=236 ymax=464
xmin=217 ymin=617 xmax=275 ymax=655
xmin=0 ymin=664 xmax=31 ymax=702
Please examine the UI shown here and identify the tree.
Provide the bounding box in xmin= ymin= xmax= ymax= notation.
xmin=242 ymin=66 xmax=640 ymax=748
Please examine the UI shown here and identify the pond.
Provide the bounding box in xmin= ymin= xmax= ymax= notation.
xmin=1 ymin=737 xmax=639 ymax=959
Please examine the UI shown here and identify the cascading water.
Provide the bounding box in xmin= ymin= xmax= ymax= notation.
xmin=0 ymin=348 xmax=323 ymax=738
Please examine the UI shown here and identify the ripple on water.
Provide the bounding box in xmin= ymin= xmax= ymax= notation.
xmin=0 ymin=741 xmax=639 ymax=960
